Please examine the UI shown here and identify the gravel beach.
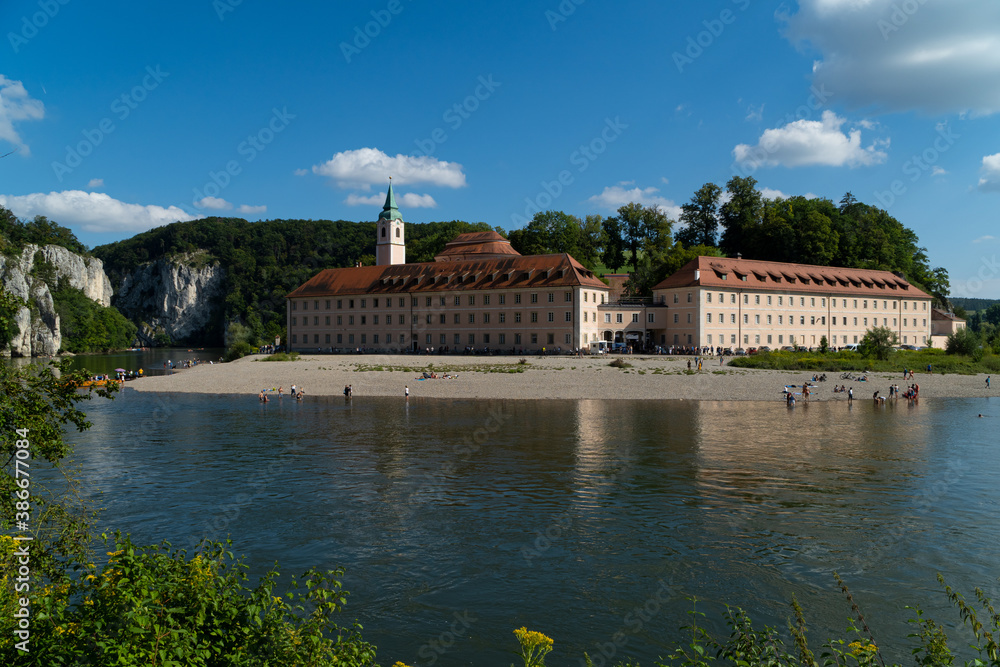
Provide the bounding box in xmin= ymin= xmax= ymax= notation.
xmin=126 ymin=354 xmax=994 ymax=402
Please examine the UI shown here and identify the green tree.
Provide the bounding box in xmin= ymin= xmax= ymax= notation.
xmin=859 ymin=325 xmax=898 ymax=361
xmin=675 ymin=182 xmax=721 ymax=247
xmin=1 ymin=359 xmax=118 ymax=581
xmin=945 ymin=326 xmax=981 ymax=355
xmin=601 ymin=215 xmax=626 ymax=273
xmin=576 ymin=214 xmax=605 ymax=269
xmin=616 ymin=202 xmax=646 ymax=275
xmin=719 ymin=176 xmax=763 ymax=257
xmin=0 ymin=291 xmax=23 ymax=349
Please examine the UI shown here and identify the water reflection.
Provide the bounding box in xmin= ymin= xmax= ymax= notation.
xmin=60 ymin=392 xmax=1000 ymax=666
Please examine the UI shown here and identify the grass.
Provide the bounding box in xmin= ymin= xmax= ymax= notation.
xmin=609 ymin=358 xmax=633 ymax=369
xmin=727 ymin=348 xmax=1000 ymax=375
xmin=257 ymin=351 xmax=300 ymax=361
xmin=353 ymin=362 xmax=528 ymax=374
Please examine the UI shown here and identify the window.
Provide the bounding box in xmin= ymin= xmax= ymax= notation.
xmin=515 ymin=294 xmax=522 ymax=304
xmin=291 ymin=317 xmax=297 ymax=326
xmin=731 ymin=334 xmax=736 ymax=344
xmin=325 ymin=300 xmax=331 ymax=309
xmin=399 ymin=298 xmax=405 ymax=307
xmin=484 ymin=313 xmax=491 ymax=324
xmin=348 ymin=334 xmax=354 ymax=344
xmin=673 ymin=294 xmax=679 ymax=304
xmin=304 ymin=301 xmax=310 ymax=311
xmin=800 ymin=316 xmax=805 ymax=325
xmin=375 ymin=334 xmax=380 ymax=344
xmin=361 ymin=316 xmax=366 ymax=325
xmin=687 ymin=313 xmax=692 ymax=323
xmin=337 ymin=334 xmax=343 ymax=343
xmin=515 ymin=313 xmax=522 ymax=323
xmin=616 ymin=313 xmax=623 ymax=323
xmin=374 ymin=315 xmax=379 ymax=325
xmin=607 ymin=313 xmax=613 ymax=323
xmin=730 ymin=314 xmax=736 ymax=324
xmin=324 ymin=316 xmax=331 ymax=325
xmin=426 ymin=315 xmax=433 ymax=324
xmin=674 ymin=314 xmax=679 ymax=323
xmin=743 ymin=294 xmax=749 ymax=304
xmin=548 ymin=293 xmax=554 ymax=303
xmin=767 ymin=315 xmax=772 ymax=324
xmin=767 ymin=296 xmax=772 ymax=305
xmin=386 ymin=315 xmax=391 ymax=325
xmin=469 ymin=295 xmax=476 ymax=306
xmin=719 ymin=292 xmax=723 ymax=303
xmin=426 ymin=296 xmax=432 ymax=307
xmin=361 ymin=299 xmax=366 ymax=308
xmin=499 ymin=294 xmax=505 ymax=305
xmin=469 ymin=314 xmax=475 ymax=323
xmin=484 ymin=295 xmax=491 ymax=305
xmin=454 ymin=314 xmax=461 ymax=324
xmin=755 ymin=334 xmax=760 ymax=344
xmin=755 ymin=315 xmax=760 ymax=324
xmin=767 ymin=335 xmax=772 ymax=344
xmin=313 ymin=316 xmax=318 ymax=326
xmin=531 ymin=334 xmax=538 ymax=344
xmin=531 ymin=293 xmax=538 ymax=303
xmin=687 ymin=293 xmax=692 ymax=303
xmin=374 ymin=299 xmax=379 ymax=308
xmin=707 ymin=293 xmax=712 ymax=303
xmin=755 ymin=295 xmax=760 ymax=305
xmin=864 ymin=318 xmax=868 ymax=326
xmin=399 ymin=315 xmax=405 ymax=324
xmin=565 ymin=292 xmax=572 ymax=302
xmin=348 ymin=316 xmax=354 ymax=325
xmin=349 ymin=299 xmax=355 ymax=308
xmin=778 ymin=315 xmax=783 ymax=325
xmin=499 ymin=333 xmax=506 ymax=344
xmin=547 ymin=333 xmax=555 ymax=344
xmin=743 ymin=314 xmax=748 ymax=324
xmin=439 ymin=334 xmax=446 ymax=345
xmin=863 ymin=300 xmax=868 ymax=309
xmin=484 ymin=334 xmax=491 ymax=344
xmin=800 ymin=298 xmax=805 ymax=306
xmin=499 ymin=313 xmax=506 ymax=323
xmin=411 ymin=298 xmax=417 ymax=307
xmin=583 ymin=312 xmax=588 ymax=322
xmin=454 ymin=334 xmax=461 ymax=344
xmin=565 ymin=312 xmax=572 ymax=322
xmin=731 ymin=294 xmax=736 ymax=304
xmin=531 ymin=312 xmax=538 ymax=323
xmin=455 ymin=296 xmax=461 ymax=306
xmin=468 ymin=334 xmax=475 ymax=345
xmin=515 ymin=333 xmax=521 ymax=344
xmin=292 ymin=302 xmax=298 ymax=311
xmin=384 ymin=333 xmax=390 ymax=343
xmin=632 ymin=313 xmax=639 ymax=323
xmin=707 ymin=313 xmax=712 ymax=323
xmin=853 ymin=317 xmax=857 ymax=325
xmin=648 ymin=313 xmax=654 ymax=323
xmin=778 ymin=296 xmax=783 ymax=306
xmin=584 ymin=292 xmax=588 ymax=302
xmin=439 ymin=314 xmax=446 ymax=324
xmin=548 ymin=312 xmax=555 ymax=322
xmin=440 ymin=297 xmax=446 ymax=306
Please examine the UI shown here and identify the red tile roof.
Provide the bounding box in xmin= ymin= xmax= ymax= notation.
xmin=434 ymin=231 xmax=522 ymax=262
xmin=287 ymin=253 xmax=606 ymax=298
xmin=931 ymin=308 xmax=965 ymax=322
xmin=653 ymin=256 xmax=931 ymax=298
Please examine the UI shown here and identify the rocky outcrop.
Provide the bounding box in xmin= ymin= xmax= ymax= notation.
xmin=1 ymin=244 xmax=115 ymax=357
xmin=114 ymin=253 xmax=225 ymax=345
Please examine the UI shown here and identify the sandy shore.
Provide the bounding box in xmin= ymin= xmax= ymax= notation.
xmin=125 ymin=353 xmax=994 ymax=402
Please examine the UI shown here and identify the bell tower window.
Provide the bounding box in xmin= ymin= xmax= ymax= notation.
xmin=396 ymin=227 xmax=400 ymax=238
xmin=381 ymin=226 xmax=386 ymax=238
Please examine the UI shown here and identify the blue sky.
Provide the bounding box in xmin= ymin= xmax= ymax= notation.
xmin=2 ymin=0 xmax=999 ymax=297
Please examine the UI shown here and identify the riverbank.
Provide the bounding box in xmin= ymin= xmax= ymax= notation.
xmin=125 ymin=353 xmax=994 ymax=401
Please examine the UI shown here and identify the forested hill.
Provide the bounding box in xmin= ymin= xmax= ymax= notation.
xmin=91 ymin=217 xmax=497 ymax=344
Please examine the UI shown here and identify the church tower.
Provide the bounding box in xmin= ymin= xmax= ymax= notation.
xmin=375 ymin=180 xmax=405 ymax=265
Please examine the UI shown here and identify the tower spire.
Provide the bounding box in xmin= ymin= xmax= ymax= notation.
xmin=379 ymin=178 xmax=402 ymax=221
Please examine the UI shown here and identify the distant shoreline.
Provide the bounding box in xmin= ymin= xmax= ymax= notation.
xmin=126 ymin=353 xmax=993 ymax=402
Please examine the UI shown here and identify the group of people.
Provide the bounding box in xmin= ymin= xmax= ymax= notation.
xmin=258 ymin=384 xmax=304 ymax=402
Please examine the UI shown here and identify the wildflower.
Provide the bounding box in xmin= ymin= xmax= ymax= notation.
xmin=849 ymin=641 xmax=878 ymax=655
xmin=514 ymin=627 xmax=554 ymax=666
xmin=392 ymin=663 xmax=414 ymax=667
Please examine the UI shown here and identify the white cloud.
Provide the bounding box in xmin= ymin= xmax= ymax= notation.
xmin=973 ymin=235 xmax=995 ymax=244
xmin=978 ymin=153 xmax=1000 ymax=192
xmin=87 ymin=178 xmax=104 ymax=189
xmin=745 ymin=103 xmax=765 ymax=122
xmin=194 ymin=196 xmax=232 ymax=210
xmin=0 ymin=75 xmax=44 ymax=156
xmin=759 ymin=187 xmax=790 ymax=200
xmin=781 ymin=0 xmax=1000 ymax=115
xmin=311 ymin=148 xmax=466 ymax=190
xmin=587 ymin=184 xmax=682 ymax=219
xmin=293 ymin=168 xmax=308 ymax=176
xmin=733 ymin=110 xmax=888 ymax=169
xmin=237 ymin=204 xmax=267 ymax=215
xmin=344 ymin=192 xmax=437 ymax=208
xmin=0 ymin=191 xmax=202 ymax=234
xmin=931 ymin=166 xmax=947 ymax=176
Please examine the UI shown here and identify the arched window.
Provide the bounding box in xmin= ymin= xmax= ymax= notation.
xmin=395 ymin=227 xmax=400 ymax=238
xmin=381 ymin=226 xmax=386 ymax=238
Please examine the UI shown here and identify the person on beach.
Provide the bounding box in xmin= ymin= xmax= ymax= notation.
xmin=987 ymin=376 xmax=991 ymax=389
xmin=803 ymin=384 xmax=810 ymax=401
xmin=278 ymin=386 xmax=283 ymax=397
xmin=405 ymin=385 xmax=409 ymax=400
xmin=848 ymin=387 xmax=853 ymax=404
xmin=291 ymin=384 xmax=297 ymax=397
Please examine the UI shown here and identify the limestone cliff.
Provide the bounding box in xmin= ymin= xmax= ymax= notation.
xmin=113 ymin=253 xmax=226 ymax=345
xmin=0 ymin=244 xmax=114 ymax=357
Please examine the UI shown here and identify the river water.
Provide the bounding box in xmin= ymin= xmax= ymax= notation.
xmin=61 ymin=390 xmax=998 ymax=665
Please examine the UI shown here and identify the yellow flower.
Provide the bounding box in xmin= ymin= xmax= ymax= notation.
xmin=392 ymin=663 xmax=414 ymax=667
xmin=514 ymin=626 xmax=554 ymax=650
xmin=849 ymin=641 xmax=877 ymax=655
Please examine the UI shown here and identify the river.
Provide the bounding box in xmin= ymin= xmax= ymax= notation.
xmin=58 ymin=390 xmax=999 ymax=665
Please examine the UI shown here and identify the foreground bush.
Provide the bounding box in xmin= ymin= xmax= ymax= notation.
xmin=1 ymin=533 xmax=377 ymax=666
xmin=728 ymin=349 xmax=1000 ymax=375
